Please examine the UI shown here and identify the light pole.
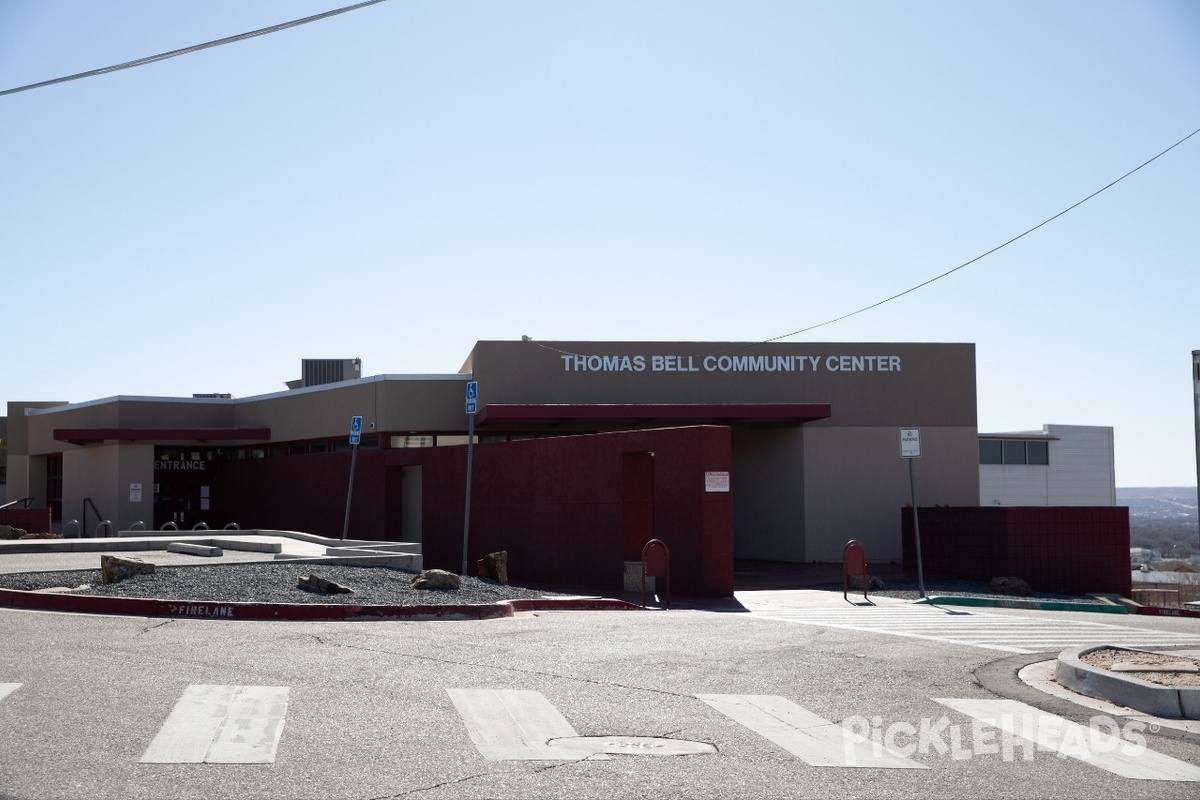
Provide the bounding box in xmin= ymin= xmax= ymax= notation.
xmin=1192 ymin=351 xmax=1199 ymax=554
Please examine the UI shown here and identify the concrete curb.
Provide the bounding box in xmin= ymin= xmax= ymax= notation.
xmin=0 ymin=587 xmax=641 ymax=622
xmin=0 ymin=536 xmax=282 ymax=555
xmin=913 ymin=594 xmax=1127 ymax=614
xmin=1055 ymin=645 xmax=1200 ymax=720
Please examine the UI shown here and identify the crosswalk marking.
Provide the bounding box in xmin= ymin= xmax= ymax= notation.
xmin=937 ymin=698 xmax=1200 ymax=782
xmin=696 ymin=694 xmax=926 ymax=769
xmin=0 ymin=683 xmax=20 ymax=701
xmin=447 ymin=688 xmax=607 ymax=761
xmin=140 ymin=685 xmax=290 ymax=764
xmin=738 ymin=606 xmax=1200 ymax=653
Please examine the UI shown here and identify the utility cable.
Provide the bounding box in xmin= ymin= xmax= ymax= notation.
xmin=525 ymin=124 xmax=1200 ymax=359
xmin=0 ymin=0 xmax=386 ymax=99
xmin=755 ymin=124 xmax=1200 ymax=344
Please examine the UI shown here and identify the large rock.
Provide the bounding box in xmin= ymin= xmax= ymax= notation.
xmin=100 ymin=554 xmax=156 ymax=585
xmin=298 ymin=574 xmax=353 ymax=594
xmin=0 ymin=525 xmax=29 ymax=540
xmin=476 ymin=551 xmax=509 ymax=585
xmin=989 ymin=576 xmax=1033 ymax=596
xmin=412 ymin=569 xmax=461 ymax=590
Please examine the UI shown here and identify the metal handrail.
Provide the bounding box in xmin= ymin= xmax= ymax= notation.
xmin=82 ymin=497 xmax=106 ymax=537
xmin=0 ymin=497 xmax=34 ymax=510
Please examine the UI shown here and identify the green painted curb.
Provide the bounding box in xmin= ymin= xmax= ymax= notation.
xmin=912 ymin=594 xmax=1127 ymax=614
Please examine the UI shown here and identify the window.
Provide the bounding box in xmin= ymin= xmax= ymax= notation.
xmin=390 ymin=435 xmax=434 ymax=448
xmin=1002 ymin=440 xmax=1027 ymax=465
xmin=980 ymin=438 xmax=1050 ymax=465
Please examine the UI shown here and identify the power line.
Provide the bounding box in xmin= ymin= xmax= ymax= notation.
xmin=526 ymin=124 xmax=1200 ymax=360
xmin=0 ymin=0 xmax=387 ymax=99
xmin=756 ymin=124 xmax=1200 ymax=344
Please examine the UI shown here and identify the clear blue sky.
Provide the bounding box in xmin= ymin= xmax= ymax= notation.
xmin=2 ymin=1 xmax=1198 ymax=486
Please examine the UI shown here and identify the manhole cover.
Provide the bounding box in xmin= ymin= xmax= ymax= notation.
xmin=549 ymin=736 xmax=716 ymax=757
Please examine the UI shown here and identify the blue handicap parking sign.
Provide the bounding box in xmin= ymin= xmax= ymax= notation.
xmin=466 ymin=381 xmax=478 ymax=415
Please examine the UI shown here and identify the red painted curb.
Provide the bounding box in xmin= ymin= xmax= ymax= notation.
xmin=1134 ymin=605 xmax=1200 ymax=619
xmin=0 ymin=588 xmax=640 ymax=622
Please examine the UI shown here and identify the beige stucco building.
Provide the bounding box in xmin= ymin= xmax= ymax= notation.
xmin=2 ymin=340 xmax=981 ymax=563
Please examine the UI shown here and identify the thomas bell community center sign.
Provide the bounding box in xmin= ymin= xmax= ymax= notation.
xmin=557 ymin=352 xmax=904 ymax=374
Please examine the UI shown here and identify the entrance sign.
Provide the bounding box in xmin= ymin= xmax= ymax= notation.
xmin=349 ymin=415 xmax=363 ymax=446
xmin=900 ymin=428 xmax=921 ymax=458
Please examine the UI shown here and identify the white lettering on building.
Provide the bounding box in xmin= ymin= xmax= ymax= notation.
xmin=560 ymin=353 xmax=902 ymax=374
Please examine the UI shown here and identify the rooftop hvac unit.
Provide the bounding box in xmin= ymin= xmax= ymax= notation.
xmin=299 ymin=358 xmax=362 ymax=388
xmin=192 ymin=393 xmax=232 ymax=399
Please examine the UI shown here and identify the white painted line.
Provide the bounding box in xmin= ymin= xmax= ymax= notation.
xmin=936 ymin=698 xmax=1200 ymax=781
xmin=140 ymin=685 xmax=290 ymax=764
xmin=447 ymin=689 xmax=605 ymax=761
xmin=0 ymin=683 xmax=21 ymax=701
xmin=696 ymin=694 xmax=926 ymax=769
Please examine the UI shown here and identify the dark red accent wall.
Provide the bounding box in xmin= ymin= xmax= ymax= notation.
xmin=218 ymin=450 xmax=396 ymax=539
xmin=213 ymin=426 xmax=735 ymax=597
xmin=421 ymin=427 xmax=734 ymax=597
xmin=901 ymin=506 xmax=1131 ymax=596
xmin=0 ymin=508 xmax=52 ymax=535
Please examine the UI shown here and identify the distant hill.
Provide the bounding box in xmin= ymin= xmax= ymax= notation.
xmin=1117 ymin=487 xmax=1199 ymax=558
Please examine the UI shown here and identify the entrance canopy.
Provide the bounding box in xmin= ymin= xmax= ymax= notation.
xmin=53 ymin=428 xmax=271 ymax=445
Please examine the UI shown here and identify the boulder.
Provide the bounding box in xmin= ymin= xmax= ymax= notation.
xmin=476 ymin=550 xmax=509 ymax=585
xmin=18 ymin=531 xmax=61 ymax=540
xmin=298 ymin=574 xmax=353 ymax=594
xmin=412 ymin=569 xmax=461 ymax=590
xmin=100 ymin=554 xmax=156 ymax=585
xmin=988 ymin=576 xmax=1033 ymax=596
xmin=0 ymin=525 xmax=29 ymax=540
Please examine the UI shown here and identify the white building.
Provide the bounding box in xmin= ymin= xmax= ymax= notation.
xmin=979 ymin=424 xmax=1116 ymax=506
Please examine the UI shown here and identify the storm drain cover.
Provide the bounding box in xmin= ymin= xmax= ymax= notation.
xmin=549 ymin=736 xmax=716 ymax=757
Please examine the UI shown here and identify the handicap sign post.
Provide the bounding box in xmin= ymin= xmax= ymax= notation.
xmin=343 ymin=415 xmax=364 ymax=539
xmin=462 ymin=382 xmax=478 ymax=574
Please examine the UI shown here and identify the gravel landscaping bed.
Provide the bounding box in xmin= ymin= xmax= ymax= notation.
xmin=0 ymin=563 xmax=567 ymax=606
xmin=1079 ymin=646 xmax=1200 ymax=688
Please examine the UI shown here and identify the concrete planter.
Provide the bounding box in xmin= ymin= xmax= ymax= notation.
xmin=1056 ymin=644 xmax=1200 ymax=719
